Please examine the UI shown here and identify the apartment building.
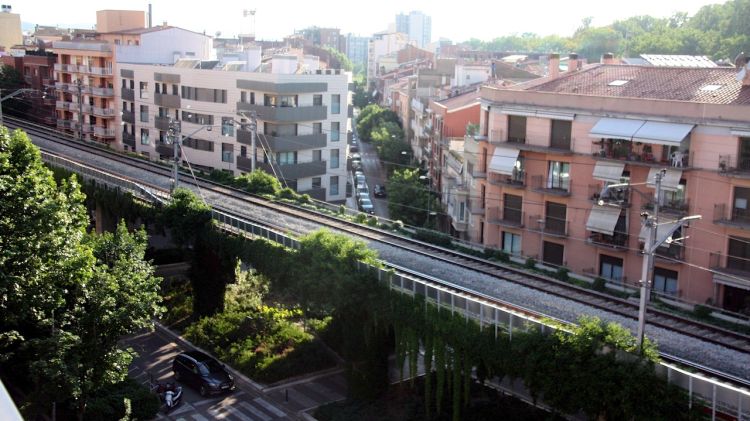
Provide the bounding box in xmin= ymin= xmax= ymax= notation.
xmin=467 ymin=54 xmax=750 ymax=313
xmin=118 ymin=58 xmax=351 ymax=202
xmin=0 ymin=5 xmax=22 ymax=50
xmin=1 ymin=52 xmax=56 ymax=126
xmin=367 ymin=31 xmax=407 ymax=88
xmin=395 ymin=11 xmax=431 ymax=49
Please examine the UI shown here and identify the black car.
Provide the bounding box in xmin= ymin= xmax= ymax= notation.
xmin=173 ymin=351 xmax=235 ymax=396
xmin=373 ymin=184 xmax=386 ymax=197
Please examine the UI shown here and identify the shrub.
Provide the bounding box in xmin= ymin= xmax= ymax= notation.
xmin=556 ymin=267 xmax=570 ymax=282
xmin=694 ymin=304 xmax=713 ymax=319
xmin=592 ymin=277 xmax=607 ymax=292
xmin=524 ymin=257 xmax=537 ymax=269
xmin=414 ymin=228 xmax=452 ymax=248
xmin=338 ymin=204 xmax=346 ymax=215
xmin=237 ymin=170 xmax=282 ymax=195
xmin=277 ymin=187 xmax=298 ymax=200
xmin=366 ymin=216 xmax=379 ymax=227
xmin=355 ymin=213 xmax=367 ymax=223
xmin=297 ymin=194 xmax=311 ymax=204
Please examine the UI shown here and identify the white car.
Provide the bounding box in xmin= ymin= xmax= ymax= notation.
xmin=355 ymin=174 xmax=366 ymax=186
xmin=359 ymin=197 xmax=375 ymax=214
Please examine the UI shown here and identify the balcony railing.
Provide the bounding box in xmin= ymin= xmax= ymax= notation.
xmin=155 ymin=116 xmax=171 ymax=131
xmin=91 ymin=106 xmax=116 ymax=117
xmin=140 ymin=90 xmax=150 ymax=99
xmin=591 ymin=141 xmax=690 ymax=168
xmin=719 ymin=154 xmax=750 ymax=175
xmin=55 ymin=100 xmax=77 ymax=111
xmin=642 ymin=198 xmax=689 ymax=215
xmin=710 ymin=252 xmax=750 ymax=279
xmin=56 ymin=119 xmax=75 ymax=129
xmin=122 ymin=131 xmax=135 ymax=147
xmin=154 ymin=93 xmax=181 ymax=108
xmin=87 ymin=87 xmax=115 ymax=97
xmin=122 ymin=110 xmax=135 ymax=124
xmin=467 ymin=198 xmax=485 ymax=215
xmin=713 ymin=203 xmax=750 ymax=229
xmin=88 ymin=67 xmax=113 ymax=76
xmin=588 ymin=183 xmax=630 ymax=207
xmin=486 ymin=207 xmax=524 ymax=227
xmin=528 ymin=215 xmax=569 ymax=237
xmin=654 ymin=243 xmax=685 ymax=262
xmin=155 ymin=143 xmax=173 ymax=157
xmin=489 ymin=129 xmax=573 ymax=153
xmin=236 ymin=103 xmax=327 ymax=122
xmin=488 ymin=171 xmax=526 ymax=188
xmin=81 ymin=124 xmax=94 ymax=134
xmin=121 ymin=87 xmax=135 ymax=102
xmin=93 ymin=126 xmax=115 ymax=137
xmin=588 ymin=232 xmax=629 ymax=250
xmin=531 ymin=174 xmax=571 ymax=197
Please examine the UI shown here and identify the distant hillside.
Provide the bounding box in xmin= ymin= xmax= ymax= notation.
xmin=461 ymin=0 xmax=750 ymax=61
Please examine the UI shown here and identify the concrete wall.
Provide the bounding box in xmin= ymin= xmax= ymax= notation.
xmin=0 ymin=12 xmax=22 ymax=49
xmin=96 ymin=10 xmax=146 ymax=33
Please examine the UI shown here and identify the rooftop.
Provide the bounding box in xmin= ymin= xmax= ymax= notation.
xmin=513 ymin=64 xmax=750 ymax=105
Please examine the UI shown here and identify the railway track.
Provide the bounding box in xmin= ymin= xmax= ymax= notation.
xmin=6 ymin=116 xmax=750 ymax=361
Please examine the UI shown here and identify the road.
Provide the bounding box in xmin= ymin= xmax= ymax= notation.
xmin=125 ymin=328 xmax=347 ymax=420
xmin=358 ymin=139 xmax=390 ymax=219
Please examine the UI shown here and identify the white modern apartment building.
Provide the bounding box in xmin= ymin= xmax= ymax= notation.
xmin=395 ymin=11 xmax=431 ymax=48
xmin=116 ymin=57 xmax=351 ymax=202
xmin=367 ymin=31 xmax=408 ymax=88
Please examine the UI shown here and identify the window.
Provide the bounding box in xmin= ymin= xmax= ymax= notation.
xmin=159 ymin=130 xmax=167 ymax=143
xmin=182 ymin=137 xmax=214 ymax=152
xmin=222 ymin=117 xmax=234 ymax=136
xmin=121 ymin=79 xmax=127 ymax=88
xmin=241 ymin=91 xmax=247 ymax=103
xmin=733 ymin=187 xmax=750 ymax=222
xmin=139 ymin=82 xmax=148 ymax=98
xmin=277 ymin=151 xmax=297 ymax=165
xmin=331 ymin=94 xmax=341 ymax=114
xmin=264 ymin=123 xmax=297 ymax=137
xmin=240 ymin=146 xmax=247 ymax=157
xmin=653 ymin=268 xmax=678 ymax=296
xmin=140 ymin=128 xmax=150 ymax=145
xmin=545 ymin=201 xmax=567 ymax=235
xmin=543 ymin=241 xmax=564 ymax=266
xmin=507 ymin=115 xmax=526 ymax=143
xmin=502 ymin=232 xmax=521 ymax=255
xmin=313 ymin=123 xmax=322 ymax=134
xmin=140 ymin=105 xmax=149 ymax=122
xmin=172 ymin=84 xmax=178 ymax=95
xmin=599 ymin=255 xmax=623 ymax=280
xmin=330 ymin=149 xmax=340 ymax=169
xmin=250 ymin=92 xmax=255 ymax=104
xmin=547 ymin=161 xmax=571 ymax=191
xmin=181 ymin=111 xmax=214 ymax=125
xmin=459 ymin=202 xmax=466 ymax=221
xmin=181 ymin=86 xmax=228 ymax=103
xmin=130 ymin=79 xmax=134 ymax=89
xmin=158 ymin=107 xmax=168 ymax=118
xmin=313 ymin=94 xmax=323 ymax=106
xmin=330 ymin=176 xmax=339 ymax=195
xmin=727 ymin=237 xmax=750 ymax=272
xmin=503 ymin=194 xmax=522 ymax=224
xmin=312 ymin=150 xmax=322 ymax=161
xmin=264 ymin=94 xmax=297 ymax=107
xmin=331 ymin=122 xmax=340 ymax=141
xmin=312 ymin=177 xmax=322 ymax=188
xmin=550 ymin=120 xmax=572 ymax=150
xmin=739 ymin=137 xmax=750 ymax=171
xmin=222 ymin=143 xmax=233 ymax=163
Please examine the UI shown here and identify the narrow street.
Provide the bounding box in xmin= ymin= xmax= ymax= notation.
xmin=358 ymin=138 xmax=390 ymax=219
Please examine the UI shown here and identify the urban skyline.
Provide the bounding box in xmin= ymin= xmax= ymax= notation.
xmin=17 ymin=0 xmax=723 ymax=44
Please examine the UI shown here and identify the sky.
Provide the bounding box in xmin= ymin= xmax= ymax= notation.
xmin=16 ymin=0 xmax=726 ymax=43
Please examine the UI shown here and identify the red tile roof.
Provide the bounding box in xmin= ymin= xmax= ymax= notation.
xmin=516 ymin=64 xmax=750 ymax=105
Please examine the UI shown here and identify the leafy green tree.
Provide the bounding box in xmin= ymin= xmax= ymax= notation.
xmin=386 ymin=168 xmax=440 ymax=228
xmin=0 ymin=64 xmax=23 ymax=90
xmin=235 ymin=169 xmax=282 ymax=196
xmin=370 ymin=121 xmax=409 ymax=173
xmin=351 ymin=79 xmax=370 ymax=109
xmin=159 ymin=187 xmax=212 ymax=247
xmin=356 ymin=104 xmax=401 ymax=143
xmin=323 ymin=47 xmax=353 ymax=71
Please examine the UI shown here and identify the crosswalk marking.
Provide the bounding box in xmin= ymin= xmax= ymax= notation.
xmin=239 ymin=402 xmax=272 ymax=421
xmin=254 ymin=397 xmax=286 ymax=418
xmin=209 ymin=405 xmax=256 ymax=421
xmin=190 ymin=415 xmax=210 ymax=421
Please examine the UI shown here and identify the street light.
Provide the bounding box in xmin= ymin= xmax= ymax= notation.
xmin=598 ymin=170 xmax=702 ymax=353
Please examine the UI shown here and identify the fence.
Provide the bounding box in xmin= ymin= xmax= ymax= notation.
xmin=43 ymin=149 xmax=750 ymax=421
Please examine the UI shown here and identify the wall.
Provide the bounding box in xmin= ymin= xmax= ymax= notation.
xmin=0 ymin=12 xmax=22 ymax=49
xmin=115 ymin=28 xmax=213 ymax=64
xmin=96 ymin=10 xmax=146 ymax=33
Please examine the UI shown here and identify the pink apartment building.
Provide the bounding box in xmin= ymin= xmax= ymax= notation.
xmin=470 ymin=56 xmax=750 ymax=314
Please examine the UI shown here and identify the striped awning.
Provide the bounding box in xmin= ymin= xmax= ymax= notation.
xmin=592 ymin=161 xmax=625 ymax=182
xmin=632 ymin=121 xmax=694 ymax=146
xmin=589 ymin=118 xmax=645 ymax=141
xmin=586 ymin=205 xmax=622 ymax=236
xmin=488 ymin=147 xmax=520 ymax=175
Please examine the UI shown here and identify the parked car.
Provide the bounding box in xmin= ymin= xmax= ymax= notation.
xmin=356 ymin=185 xmax=369 ymax=200
xmin=359 ymin=197 xmax=375 ymax=214
xmin=351 ymin=160 xmax=363 ymax=171
xmin=373 ymin=184 xmax=386 ymax=198
xmin=355 ymin=174 xmax=366 ymax=186
xmin=350 ymin=152 xmax=362 ymax=161
xmin=172 ymin=351 xmax=235 ymax=396
xmin=350 ymin=145 xmax=359 ymax=153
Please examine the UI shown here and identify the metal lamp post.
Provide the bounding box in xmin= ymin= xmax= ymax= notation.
xmin=598 ymin=170 xmax=701 ymax=352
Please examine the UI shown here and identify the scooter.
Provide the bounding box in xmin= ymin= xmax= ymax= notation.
xmin=149 ymin=373 xmax=183 ymax=413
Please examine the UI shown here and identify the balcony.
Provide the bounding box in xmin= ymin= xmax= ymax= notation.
xmin=93 ymin=126 xmax=115 ymax=138
xmin=467 ymin=198 xmax=485 ymax=215
xmin=531 ymin=175 xmax=571 ymax=197
xmin=714 ymin=203 xmax=750 ymax=230
xmin=719 ymin=155 xmax=750 ymax=179
xmin=642 ymin=198 xmax=689 ymax=216
xmin=122 ymin=110 xmax=135 ymax=124
xmin=122 ymin=131 xmax=135 ymax=147
xmin=56 ymin=100 xmax=77 ymax=111
xmin=589 ymin=183 xmax=630 ymax=207
xmin=488 ymin=171 xmax=526 ymax=189
xmin=591 ymin=141 xmax=690 ymax=169
xmin=155 ymin=116 xmax=171 ymax=131
xmin=236 ymin=102 xmax=327 ymax=122
xmin=239 ymin=130 xmax=327 ymax=152
xmin=88 ymin=67 xmax=113 ymax=76
xmin=87 ymin=87 xmax=115 ymax=97
xmin=528 ymin=215 xmax=569 ymax=237
xmin=91 ymin=106 xmax=116 ymax=118
xmin=654 ymin=243 xmax=685 ymax=262
xmin=260 ymin=160 xmax=328 ymax=180
xmin=709 ymin=252 xmax=750 ymax=290
xmin=81 ymin=124 xmax=94 ymax=134
xmin=56 ymin=119 xmax=75 ymax=130
xmin=121 ymin=87 xmax=135 ymax=102
xmin=451 ymin=217 xmax=469 ymax=232
xmin=54 ymin=63 xmax=78 ymax=72
xmin=489 ymin=129 xmax=573 ymax=154
xmin=154 ymin=92 xmax=181 ymax=108
xmin=486 ymin=207 xmax=524 ymax=228
xmin=587 ymin=232 xmax=628 ymax=250
xmin=140 ymin=90 xmax=150 ymax=99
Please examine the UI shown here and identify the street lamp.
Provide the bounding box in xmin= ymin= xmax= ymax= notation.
xmin=598 ymin=170 xmax=701 ymax=352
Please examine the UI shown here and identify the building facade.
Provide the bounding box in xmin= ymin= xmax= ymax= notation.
xmin=0 ymin=52 xmax=57 ymax=125
xmin=468 ymin=57 xmax=750 ymax=314
xmin=395 ymin=11 xmax=431 ymax=48
xmin=0 ymin=6 xmax=22 ymax=50
xmin=117 ymin=62 xmax=350 ymax=202
xmin=345 ymin=34 xmax=369 ymax=68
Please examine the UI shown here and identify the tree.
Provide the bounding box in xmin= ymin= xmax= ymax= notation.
xmin=386 ymin=168 xmax=440 ymax=228
xmin=235 ymin=169 xmax=282 ymax=196
xmin=159 ymin=187 xmax=212 ymax=247
xmin=0 ymin=64 xmax=23 ymax=90
xmin=370 ymin=121 xmax=409 ymax=173
xmin=323 ymin=47 xmax=353 ymax=71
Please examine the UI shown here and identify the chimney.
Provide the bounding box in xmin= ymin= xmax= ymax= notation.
xmin=568 ymin=53 xmax=579 ymax=72
xmin=601 ymin=52 xmax=616 ymax=65
xmin=548 ymin=53 xmax=560 ymax=78
xmin=148 ymin=4 xmax=152 ymax=28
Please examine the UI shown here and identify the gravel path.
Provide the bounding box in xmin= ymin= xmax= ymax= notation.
xmin=30 ymin=132 xmax=750 ymax=382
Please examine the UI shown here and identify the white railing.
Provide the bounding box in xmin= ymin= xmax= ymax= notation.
xmin=94 ymin=126 xmax=115 ymax=137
